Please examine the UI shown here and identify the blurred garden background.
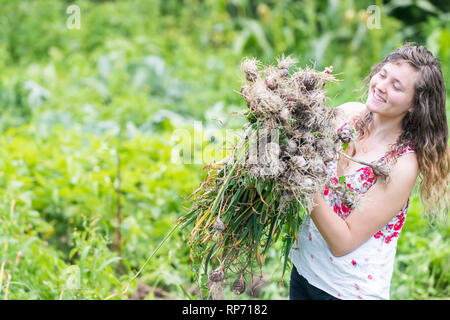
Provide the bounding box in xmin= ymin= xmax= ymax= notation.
xmin=0 ymin=0 xmax=448 ymax=300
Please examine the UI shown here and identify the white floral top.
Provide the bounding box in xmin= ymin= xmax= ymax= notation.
xmin=289 ymin=119 xmax=415 ymax=300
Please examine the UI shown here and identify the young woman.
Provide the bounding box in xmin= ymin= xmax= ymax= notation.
xmin=289 ymin=43 xmax=449 ymax=300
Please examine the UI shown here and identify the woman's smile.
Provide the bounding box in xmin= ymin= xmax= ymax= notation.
xmin=371 ymin=88 xmax=386 ymax=104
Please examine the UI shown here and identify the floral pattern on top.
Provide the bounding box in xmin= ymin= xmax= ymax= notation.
xmin=323 ymin=119 xmax=415 ymax=241
xmin=289 ymin=117 xmax=416 ymax=300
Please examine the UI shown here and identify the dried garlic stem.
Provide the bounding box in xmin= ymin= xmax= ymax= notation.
xmin=338 ymin=151 xmax=373 ymax=167
xmin=338 ymin=151 xmax=390 ymax=180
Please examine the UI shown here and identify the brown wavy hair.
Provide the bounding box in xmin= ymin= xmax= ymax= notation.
xmin=356 ymin=43 xmax=449 ymax=221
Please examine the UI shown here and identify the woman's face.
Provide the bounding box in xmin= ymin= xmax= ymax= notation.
xmin=365 ymin=61 xmax=419 ymax=118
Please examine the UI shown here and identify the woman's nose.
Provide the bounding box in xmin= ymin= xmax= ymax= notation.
xmin=376 ymin=79 xmax=388 ymax=93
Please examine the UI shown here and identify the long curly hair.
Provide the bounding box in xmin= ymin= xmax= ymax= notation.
xmin=356 ymin=43 xmax=449 ymax=221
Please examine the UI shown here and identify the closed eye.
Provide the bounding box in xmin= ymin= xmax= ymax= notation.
xmin=380 ymin=67 xmax=405 ymax=90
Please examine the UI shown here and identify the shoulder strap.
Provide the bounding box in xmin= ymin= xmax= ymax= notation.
xmin=349 ymin=115 xmax=360 ymax=127
xmin=384 ymin=143 xmax=415 ymax=164
xmin=337 ymin=116 xmax=360 ymax=135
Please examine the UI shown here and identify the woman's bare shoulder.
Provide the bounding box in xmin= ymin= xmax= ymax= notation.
xmin=333 ymin=102 xmax=367 ymax=129
xmin=392 ymin=151 xmax=419 ymax=178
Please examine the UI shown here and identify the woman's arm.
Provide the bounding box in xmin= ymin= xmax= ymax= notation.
xmin=310 ymin=152 xmax=419 ymax=257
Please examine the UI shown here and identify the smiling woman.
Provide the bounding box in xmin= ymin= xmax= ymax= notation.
xmin=289 ymin=43 xmax=449 ymax=300
xmin=357 ymin=43 xmax=449 ymax=218
xmin=367 ymin=62 xmax=417 ymax=117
